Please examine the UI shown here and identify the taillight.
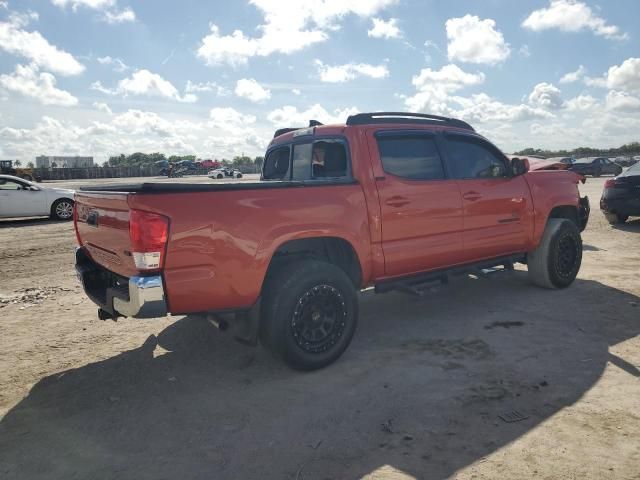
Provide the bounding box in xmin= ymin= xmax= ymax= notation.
xmin=73 ymin=203 xmax=82 ymax=245
xmin=129 ymin=209 xmax=169 ymax=271
xmin=604 ymin=179 xmax=618 ymax=189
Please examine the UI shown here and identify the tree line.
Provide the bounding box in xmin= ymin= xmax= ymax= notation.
xmin=106 ymin=153 xmax=264 ymax=169
xmin=514 ymin=142 xmax=640 ymax=158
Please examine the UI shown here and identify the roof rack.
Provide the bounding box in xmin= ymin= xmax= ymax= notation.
xmin=345 ymin=112 xmax=474 ymax=131
xmin=273 ymin=120 xmax=325 ymax=138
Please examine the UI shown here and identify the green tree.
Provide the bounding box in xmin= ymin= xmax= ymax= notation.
xmin=26 ymin=161 xmax=34 ymax=168
xmin=14 ymin=160 xmax=22 ymax=167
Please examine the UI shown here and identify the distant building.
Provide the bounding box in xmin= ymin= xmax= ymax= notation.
xmin=36 ymin=156 xmax=94 ymax=168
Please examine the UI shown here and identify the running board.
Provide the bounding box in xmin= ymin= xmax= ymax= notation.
xmin=374 ymin=256 xmax=521 ymax=297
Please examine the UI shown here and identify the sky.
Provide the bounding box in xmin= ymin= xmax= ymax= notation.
xmin=0 ymin=0 xmax=639 ymax=164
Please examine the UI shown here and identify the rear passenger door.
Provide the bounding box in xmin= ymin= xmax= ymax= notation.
xmin=443 ymin=133 xmax=533 ymax=262
xmin=368 ymin=130 xmax=465 ymax=277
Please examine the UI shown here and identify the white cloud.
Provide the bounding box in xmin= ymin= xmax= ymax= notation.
xmin=581 ymin=58 xmax=640 ymax=92
xmin=0 ymin=63 xmax=78 ymax=106
xmin=522 ymin=0 xmax=627 ymax=40
xmin=292 ymin=88 xmax=301 ymax=96
xmin=97 ymin=55 xmax=128 ymax=72
xmin=92 ymin=69 xmax=197 ymax=103
xmin=0 ymin=1 xmax=8 ymax=9
xmin=0 ymin=17 xmax=84 ymax=75
xmin=197 ymin=0 xmax=397 ymax=66
xmin=560 ymin=65 xmax=586 ymax=84
xmin=405 ymin=64 xmax=485 ymax=112
xmin=209 ymin=107 xmax=256 ymax=128
xmin=103 ymin=7 xmax=135 ymax=24
xmin=445 ymin=15 xmax=510 ymax=65
xmin=93 ymin=102 xmax=113 ymax=115
xmin=528 ymin=82 xmax=564 ymax=109
xmin=606 ymin=90 xmax=640 ymax=112
xmin=234 ymin=78 xmax=271 ymax=102
xmin=368 ymin=17 xmax=401 ymax=39
xmin=51 ymin=0 xmax=115 ymax=10
xmin=185 ymin=80 xmax=230 ymax=96
xmin=315 ymin=60 xmax=389 ymax=83
xmin=451 ymin=94 xmax=554 ymax=123
xmin=565 ymin=94 xmax=598 ymax=111
xmin=266 ymin=104 xmax=359 ymax=127
xmin=605 ymin=58 xmax=640 ymax=93
xmin=518 ymin=45 xmax=531 ymax=58
xmin=51 ymin=0 xmax=135 ymax=24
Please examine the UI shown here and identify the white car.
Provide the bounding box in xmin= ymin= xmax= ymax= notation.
xmin=0 ymin=175 xmax=75 ymax=220
xmin=208 ymin=167 xmax=243 ymax=179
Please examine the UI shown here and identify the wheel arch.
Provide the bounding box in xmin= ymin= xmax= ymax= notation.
xmin=262 ymin=236 xmax=363 ymax=291
xmin=548 ymin=205 xmax=580 ymax=228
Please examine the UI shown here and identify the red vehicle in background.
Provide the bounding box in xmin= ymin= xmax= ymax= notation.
xmin=199 ymin=159 xmax=221 ymax=169
xmin=74 ymin=112 xmax=590 ymax=370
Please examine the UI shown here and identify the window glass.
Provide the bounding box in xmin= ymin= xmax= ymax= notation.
xmin=312 ymin=141 xmax=348 ymax=179
xmin=446 ymin=137 xmax=508 ymax=179
xmin=262 ymin=146 xmax=290 ymax=180
xmin=376 ymin=136 xmax=445 ymax=180
xmin=292 ymin=143 xmax=312 ymax=180
xmin=0 ymin=179 xmax=23 ymax=190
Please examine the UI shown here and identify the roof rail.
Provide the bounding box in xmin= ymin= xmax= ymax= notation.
xmin=345 ymin=112 xmax=474 ymax=131
xmin=272 ymin=120 xmax=325 ymax=138
xmin=273 ymin=127 xmax=301 ymax=138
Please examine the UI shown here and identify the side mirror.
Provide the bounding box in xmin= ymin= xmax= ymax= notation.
xmin=511 ymin=157 xmax=530 ymax=176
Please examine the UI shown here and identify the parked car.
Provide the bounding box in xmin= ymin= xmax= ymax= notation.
xmin=613 ymin=156 xmax=638 ymax=167
xmin=176 ymin=160 xmax=198 ymax=174
xmin=0 ymin=174 xmax=74 ymax=220
xmin=74 ymin=112 xmax=589 ymax=370
xmin=208 ymin=167 xmax=243 ymax=179
xmin=547 ymin=156 xmax=575 ymax=166
xmin=569 ymin=157 xmax=623 ymax=177
xmin=600 ymin=161 xmax=640 ymax=224
xmin=154 ymin=160 xmax=169 ymax=176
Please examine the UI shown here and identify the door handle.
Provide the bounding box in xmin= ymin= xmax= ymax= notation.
xmin=385 ymin=196 xmax=410 ymax=208
xmin=462 ymin=191 xmax=482 ymax=201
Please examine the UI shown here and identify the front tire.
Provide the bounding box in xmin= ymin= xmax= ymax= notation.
xmin=51 ymin=198 xmax=74 ymax=221
xmin=604 ymin=212 xmax=628 ymax=224
xmin=217 ymin=174 xmax=223 ymax=179
xmin=260 ymin=260 xmax=358 ymax=371
xmin=527 ymin=218 xmax=582 ymax=289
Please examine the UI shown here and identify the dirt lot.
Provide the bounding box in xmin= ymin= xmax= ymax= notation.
xmin=0 ymin=176 xmax=639 ymax=480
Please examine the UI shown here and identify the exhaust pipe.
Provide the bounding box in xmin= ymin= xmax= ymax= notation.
xmin=206 ymin=313 xmax=229 ymax=332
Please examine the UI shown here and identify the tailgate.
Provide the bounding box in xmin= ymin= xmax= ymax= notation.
xmin=74 ymin=191 xmax=138 ymax=278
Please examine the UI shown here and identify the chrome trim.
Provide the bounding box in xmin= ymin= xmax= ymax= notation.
xmin=113 ymin=275 xmax=167 ymax=318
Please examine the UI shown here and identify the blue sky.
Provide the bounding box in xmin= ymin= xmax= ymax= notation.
xmin=1 ymin=0 xmax=639 ymax=163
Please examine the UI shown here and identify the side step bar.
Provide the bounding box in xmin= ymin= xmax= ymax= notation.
xmin=374 ymin=255 xmax=522 ymax=297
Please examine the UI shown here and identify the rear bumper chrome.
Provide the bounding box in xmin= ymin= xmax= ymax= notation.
xmin=75 ymin=247 xmax=167 ymax=319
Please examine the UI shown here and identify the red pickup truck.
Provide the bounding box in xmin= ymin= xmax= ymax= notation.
xmin=74 ymin=112 xmax=590 ymax=370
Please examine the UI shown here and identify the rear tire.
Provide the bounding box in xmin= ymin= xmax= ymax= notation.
xmin=217 ymin=174 xmax=223 ymax=179
xmin=236 ymin=173 xmax=243 ymax=179
xmin=51 ymin=198 xmax=74 ymax=221
xmin=527 ymin=218 xmax=582 ymax=289
xmin=260 ymin=259 xmax=358 ymax=370
xmin=604 ymin=212 xmax=628 ymax=224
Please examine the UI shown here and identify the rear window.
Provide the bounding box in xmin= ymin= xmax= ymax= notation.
xmin=262 ymin=146 xmax=290 ymax=180
xmin=376 ymin=135 xmax=445 ymax=180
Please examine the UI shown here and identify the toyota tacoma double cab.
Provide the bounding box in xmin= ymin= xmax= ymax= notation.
xmin=74 ymin=112 xmax=590 ymax=370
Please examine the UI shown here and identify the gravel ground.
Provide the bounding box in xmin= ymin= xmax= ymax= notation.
xmin=0 ymin=175 xmax=638 ymax=480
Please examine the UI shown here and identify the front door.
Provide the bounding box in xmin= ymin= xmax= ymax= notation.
xmin=443 ymin=133 xmax=533 ymax=262
xmin=368 ymin=130 xmax=465 ymax=277
xmin=0 ymin=179 xmax=47 ymax=217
